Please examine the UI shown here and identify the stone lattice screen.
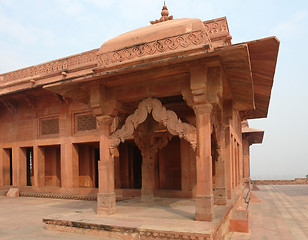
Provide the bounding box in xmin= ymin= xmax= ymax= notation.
xmin=40 ymin=118 xmax=59 ymax=136
xmin=75 ymin=113 xmax=97 ymax=132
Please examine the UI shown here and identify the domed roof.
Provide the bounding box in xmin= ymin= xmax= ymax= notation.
xmin=97 ymin=18 xmax=212 ymax=70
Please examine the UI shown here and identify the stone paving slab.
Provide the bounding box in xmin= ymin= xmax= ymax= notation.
xmin=229 ymin=185 xmax=308 ymax=240
xmin=43 ymin=198 xmax=219 ymax=239
xmin=0 ymin=196 xmax=113 ymax=240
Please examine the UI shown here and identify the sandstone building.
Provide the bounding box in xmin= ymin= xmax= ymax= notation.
xmin=0 ymin=4 xmax=279 ymax=227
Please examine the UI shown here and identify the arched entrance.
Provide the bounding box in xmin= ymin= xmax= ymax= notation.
xmin=110 ymin=97 xmax=196 ymax=201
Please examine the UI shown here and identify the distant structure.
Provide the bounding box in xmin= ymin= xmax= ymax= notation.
xmin=0 ymin=3 xmax=279 ymax=238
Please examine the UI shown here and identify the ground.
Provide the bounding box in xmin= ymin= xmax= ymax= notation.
xmin=229 ymin=185 xmax=308 ymax=240
xmin=0 ymin=185 xmax=307 ymax=239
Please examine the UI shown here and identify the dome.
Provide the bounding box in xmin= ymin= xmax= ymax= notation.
xmin=97 ymin=18 xmax=212 ymax=70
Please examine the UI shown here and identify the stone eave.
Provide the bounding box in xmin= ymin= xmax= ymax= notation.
xmin=239 ymin=37 xmax=280 ymax=119
xmin=242 ymin=127 xmax=264 ymax=144
xmin=43 ymin=43 xmax=255 ymax=112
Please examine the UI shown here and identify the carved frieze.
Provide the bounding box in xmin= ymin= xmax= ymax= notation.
xmin=109 ymin=97 xmax=197 ymax=153
xmin=0 ymin=49 xmax=98 ymax=83
xmin=97 ymin=30 xmax=212 ymax=68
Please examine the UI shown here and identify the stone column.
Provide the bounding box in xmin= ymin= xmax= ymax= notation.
xmin=136 ymin=130 xmax=154 ymax=202
xmin=214 ymin=125 xmax=227 ymax=205
xmin=224 ymin=125 xmax=233 ymax=199
xmin=232 ymin=138 xmax=236 ymax=189
xmin=97 ymin=115 xmax=116 ymax=215
xmin=193 ymin=103 xmax=215 ymax=221
xmin=242 ymin=138 xmax=250 ymax=184
xmin=239 ymin=144 xmax=244 ymax=186
xmin=0 ymin=148 xmax=4 ymax=186
xmin=33 ymin=146 xmax=45 ymax=187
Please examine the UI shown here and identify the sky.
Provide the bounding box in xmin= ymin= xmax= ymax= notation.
xmin=0 ymin=0 xmax=307 ymax=180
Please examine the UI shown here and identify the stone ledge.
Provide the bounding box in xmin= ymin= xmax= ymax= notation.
xmin=19 ymin=192 xmax=132 ymax=202
xmin=43 ymin=218 xmax=212 ymax=240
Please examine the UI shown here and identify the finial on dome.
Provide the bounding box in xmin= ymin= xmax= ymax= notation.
xmin=150 ymin=2 xmax=173 ymax=25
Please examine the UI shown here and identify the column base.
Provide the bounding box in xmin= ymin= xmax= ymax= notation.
xmin=97 ymin=193 xmax=116 ymax=215
xmin=141 ymin=187 xmax=154 ymax=202
xmin=195 ymin=194 xmax=215 ymax=221
xmin=214 ymin=187 xmax=227 ymax=205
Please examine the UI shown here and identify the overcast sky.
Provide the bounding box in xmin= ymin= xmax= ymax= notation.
xmin=0 ymin=0 xmax=307 ymax=179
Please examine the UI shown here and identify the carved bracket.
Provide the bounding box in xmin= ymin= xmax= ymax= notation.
xmin=109 ymin=97 xmax=197 ymax=153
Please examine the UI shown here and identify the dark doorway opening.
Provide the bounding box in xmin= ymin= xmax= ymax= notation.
xmin=94 ymin=148 xmax=99 ymax=188
xmin=119 ymin=141 xmax=142 ymax=189
xmin=26 ymin=147 xmax=33 ymax=186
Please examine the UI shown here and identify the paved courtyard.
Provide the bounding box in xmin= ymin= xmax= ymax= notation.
xmin=0 ymin=185 xmax=307 ymax=239
xmin=230 ymin=185 xmax=308 ymax=240
xmin=0 ymin=196 xmax=112 ymax=240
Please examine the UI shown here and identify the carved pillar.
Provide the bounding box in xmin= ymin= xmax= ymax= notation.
xmin=141 ymin=136 xmax=154 ymax=202
xmin=97 ymin=115 xmax=116 ymax=215
xmin=232 ymin=138 xmax=236 ymax=189
xmin=242 ymin=137 xmax=250 ymax=184
xmin=239 ymin=143 xmax=244 ymax=186
xmin=33 ymin=146 xmax=45 ymax=187
xmin=193 ymin=103 xmax=215 ymax=221
xmin=224 ymin=125 xmax=233 ymax=199
xmin=213 ymin=124 xmax=227 ymax=205
xmin=134 ymin=124 xmax=155 ymax=202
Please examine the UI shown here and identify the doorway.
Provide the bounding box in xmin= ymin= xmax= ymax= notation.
xmin=118 ymin=141 xmax=142 ymax=189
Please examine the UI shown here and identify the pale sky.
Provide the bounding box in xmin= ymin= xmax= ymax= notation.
xmin=0 ymin=0 xmax=307 ymax=180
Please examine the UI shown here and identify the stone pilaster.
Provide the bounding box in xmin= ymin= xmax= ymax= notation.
xmin=33 ymin=146 xmax=45 ymax=187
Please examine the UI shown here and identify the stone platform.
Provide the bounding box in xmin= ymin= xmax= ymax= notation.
xmin=43 ymin=196 xmax=243 ymax=240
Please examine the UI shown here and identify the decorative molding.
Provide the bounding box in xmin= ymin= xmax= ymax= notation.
xmin=98 ymin=30 xmax=212 ymax=68
xmin=109 ymin=97 xmax=196 ymax=152
xmin=0 ymin=49 xmax=98 ymax=83
xmin=203 ymin=17 xmax=229 ymax=38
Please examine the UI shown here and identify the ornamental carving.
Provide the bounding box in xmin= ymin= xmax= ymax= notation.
xmin=98 ymin=30 xmax=212 ymax=68
xmin=109 ymin=97 xmax=197 ymax=152
xmin=203 ymin=17 xmax=228 ymax=37
xmin=0 ymin=49 xmax=98 ymax=83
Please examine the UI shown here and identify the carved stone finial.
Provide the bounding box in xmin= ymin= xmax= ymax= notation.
xmin=150 ymin=2 xmax=173 ymax=25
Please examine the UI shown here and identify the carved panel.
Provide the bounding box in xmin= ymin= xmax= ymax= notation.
xmin=98 ymin=30 xmax=212 ymax=68
xmin=109 ymin=97 xmax=196 ymax=152
xmin=203 ymin=17 xmax=229 ymax=38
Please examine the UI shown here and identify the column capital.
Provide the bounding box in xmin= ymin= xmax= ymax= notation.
xmin=193 ymin=103 xmax=213 ymax=115
xmin=96 ymin=115 xmax=114 ymax=127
